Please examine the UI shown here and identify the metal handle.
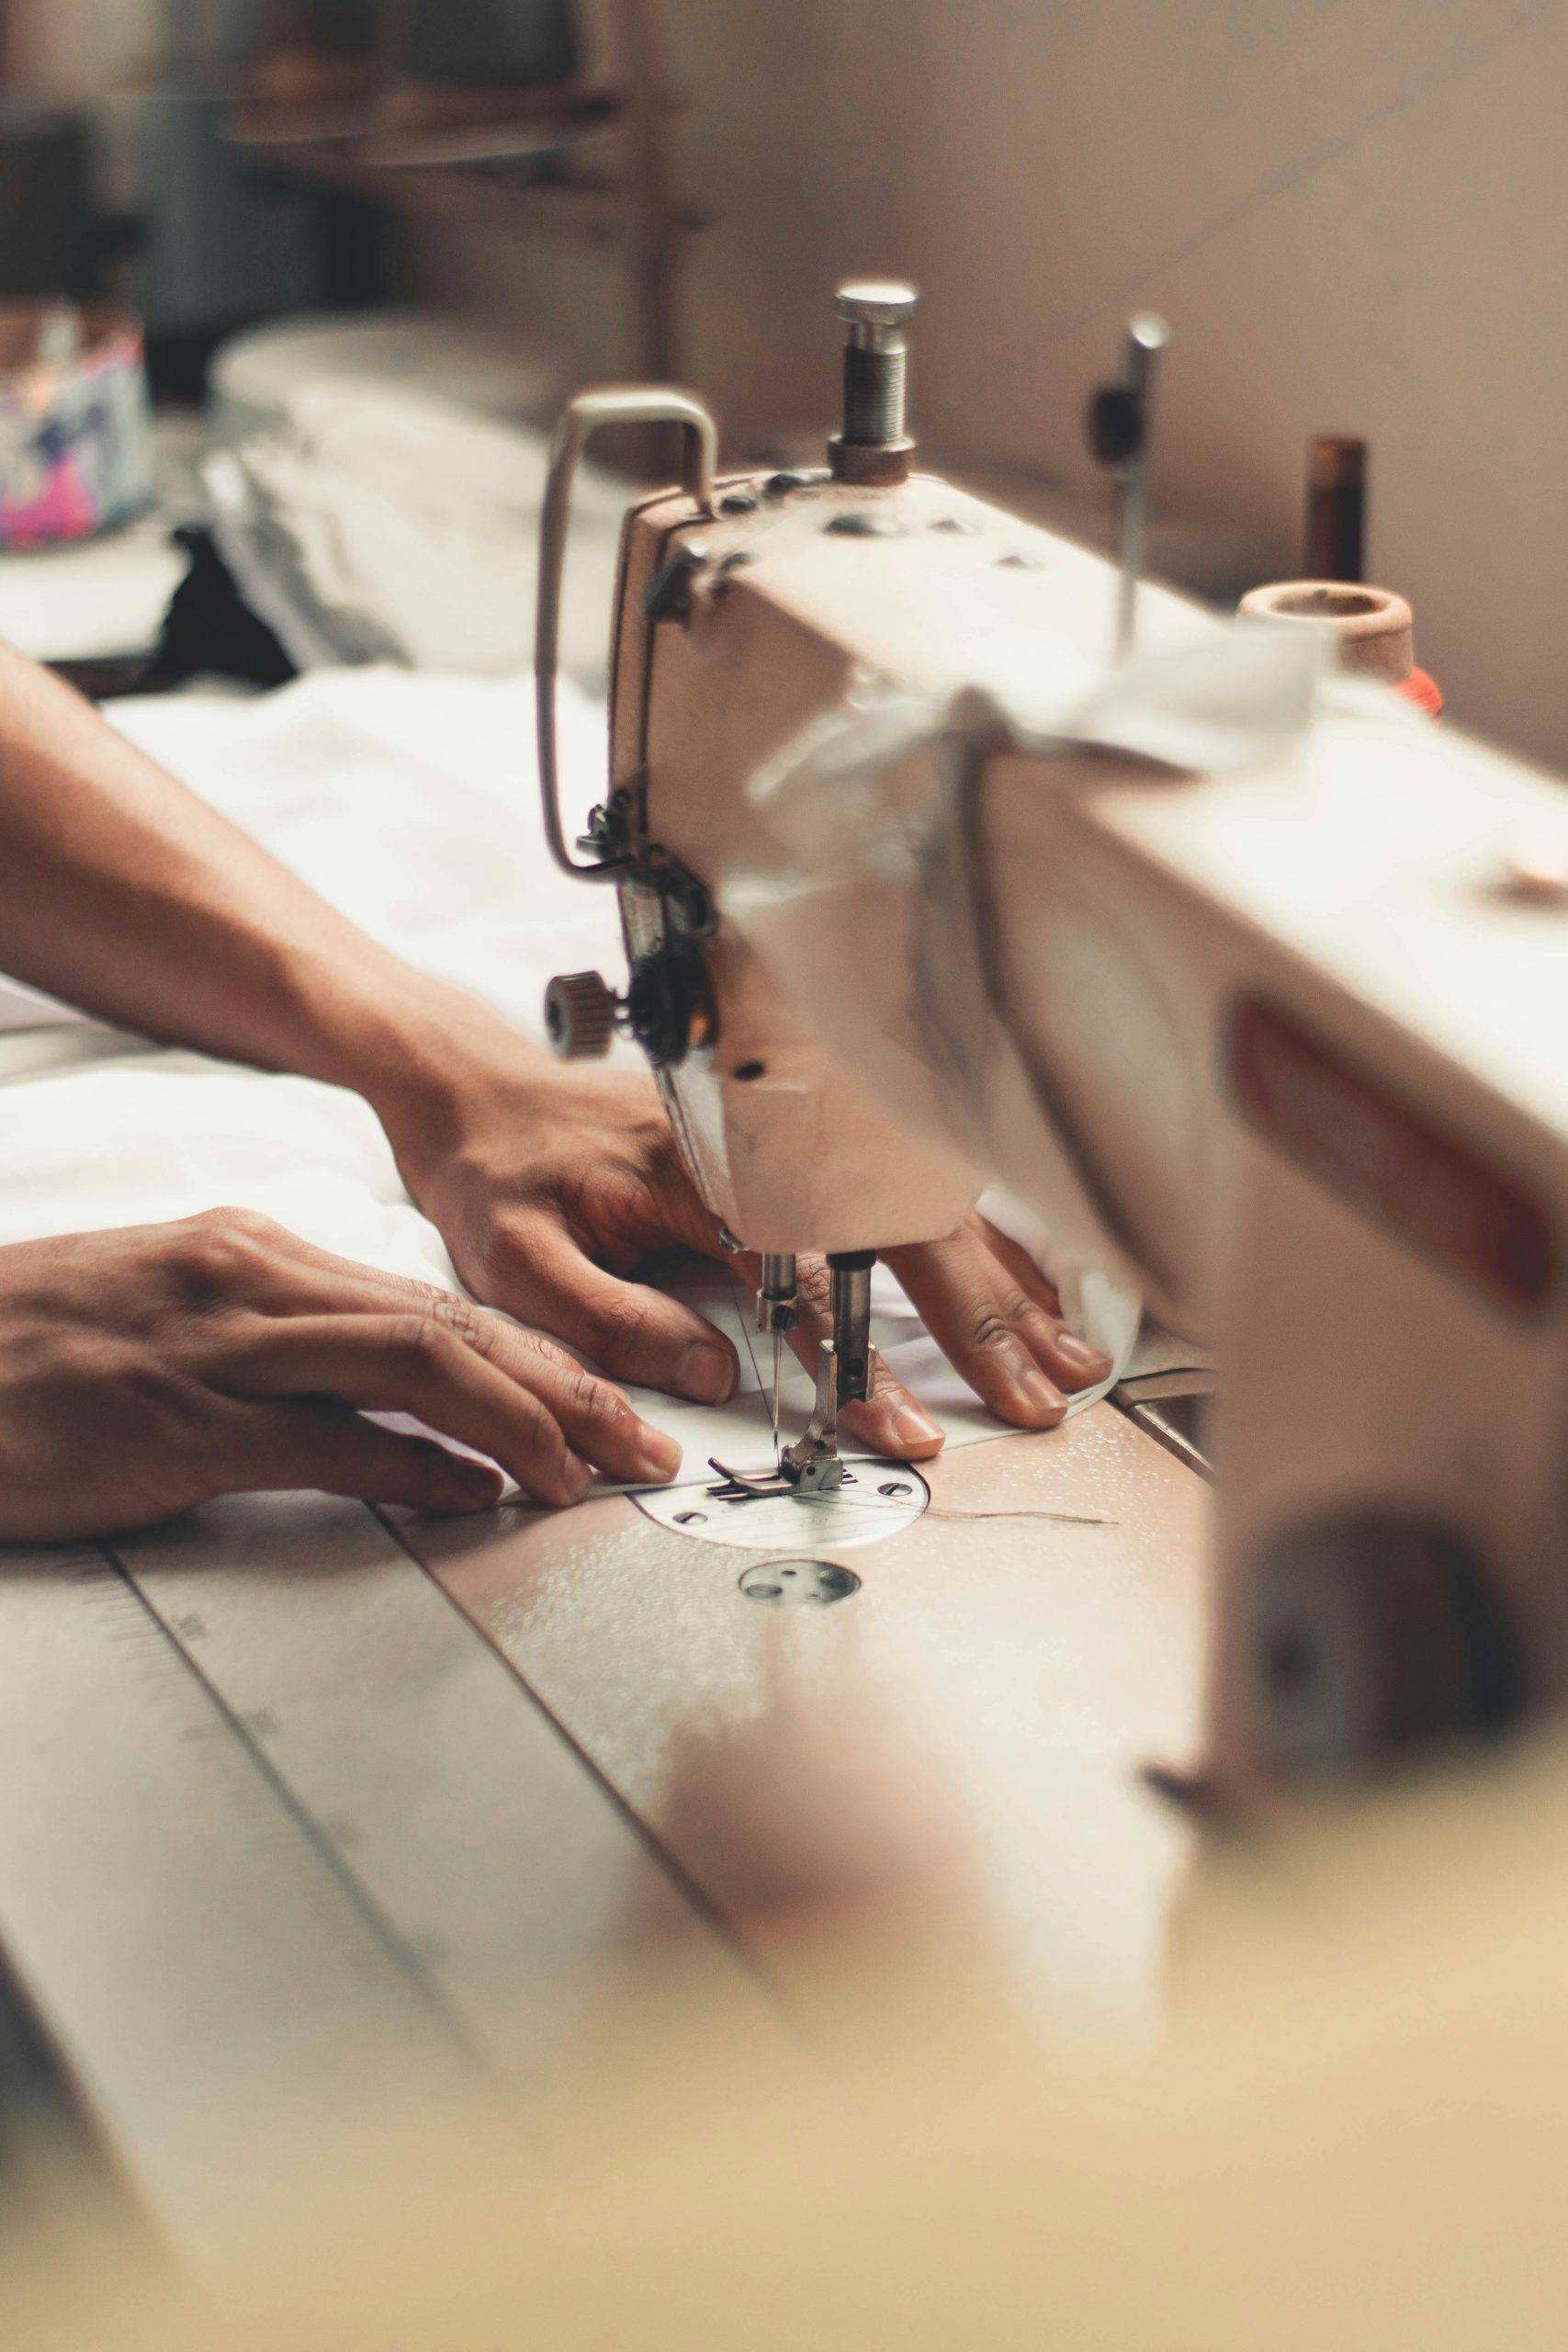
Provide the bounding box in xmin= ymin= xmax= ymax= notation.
xmin=536 ymin=385 xmax=718 ymax=882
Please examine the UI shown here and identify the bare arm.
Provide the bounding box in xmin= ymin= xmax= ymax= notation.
xmin=0 ymin=640 xmax=491 ymax=1123
xmin=0 ymin=646 xmax=1109 ymax=1476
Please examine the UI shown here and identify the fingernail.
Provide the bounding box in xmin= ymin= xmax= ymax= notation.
xmin=891 ymin=1403 xmax=943 ymax=1452
xmin=1012 ymin=1366 xmax=1067 ymax=1423
xmin=558 ymin=1454 xmax=593 ymax=1506
xmin=444 ymin=1459 xmax=504 ymax=1509
xmin=1055 ymin=1333 xmax=1112 ymax=1376
xmin=675 ymin=1342 xmax=736 ymax=1404
xmin=634 ymin=1423 xmax=682 ymax=1481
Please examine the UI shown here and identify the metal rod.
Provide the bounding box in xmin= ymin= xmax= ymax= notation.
xmin=1305 ymin=435 xmax=1366 ymax=582
xmin=829 ymin=1251 xmax=876 ymax=1408
xmin=536 ymin=385 xmax=716 ymax=884
xmin=1112 ymin=312 xmax=1170 ymax=660
xmin=756 ymin=1251 xmax=798 ymax=1464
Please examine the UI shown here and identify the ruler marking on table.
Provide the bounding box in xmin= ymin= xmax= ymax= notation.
xmin=106 ymin=1538 xmax=500 ymax=2079
xmin=115 ymin=1495 xmax=767 ymax=2093
xmin=0 ymin=1543 xmax=490 ymax=2245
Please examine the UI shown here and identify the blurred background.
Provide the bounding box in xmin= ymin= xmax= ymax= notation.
xmin=0 ymin=0 xmax=1560 ymax=754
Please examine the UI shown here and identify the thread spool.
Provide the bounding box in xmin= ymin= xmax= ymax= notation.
xmin=1237 ymin=579 xmax=1441 ymax=716
xmin=0 ymin=303 xmax=152 ymax=548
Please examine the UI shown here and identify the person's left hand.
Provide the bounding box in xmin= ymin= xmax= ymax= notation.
xmin=385 ymin=1041 xmax=1111 ymax=1462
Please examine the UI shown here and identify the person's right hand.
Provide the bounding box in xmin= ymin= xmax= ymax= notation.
xmin=0 ymin=1209 xmax=683 ymax=1543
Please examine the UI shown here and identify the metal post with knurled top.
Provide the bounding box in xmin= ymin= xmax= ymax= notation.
xmin=829 ymin=279 xmax=919 ymax=486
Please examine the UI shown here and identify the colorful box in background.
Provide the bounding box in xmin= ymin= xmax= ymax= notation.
xmin=0 ymin=304 xmax=154 ymax=551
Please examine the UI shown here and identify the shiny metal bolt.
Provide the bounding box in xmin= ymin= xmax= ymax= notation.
xmin=830 ymin=279 xmax=919 ymax=485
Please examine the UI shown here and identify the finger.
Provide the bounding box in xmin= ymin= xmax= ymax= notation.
xmin=222 ymin=1208 xmax=739 ymax=1411
xmin=732 ymin=1249 xmax=946 ymax=1463
xmin=204 ymin=1246 xmax=688 ymax=1478
xmin=972 ymin=1219 xmax=1113 ymax=1391
xmin=447 ymin=1313 xmax=683 ymax=1485
xmin=882 ymin=1231 xmax=1072 ymax=1429
xmin=234 ymin=1268 xmax=683 ymax=1485
xmin=840 ymin=1360 xmax=947 ymax=1461
xmin=236 ymin=1400 xmax=509 ymax=1515
xmin=553 ymin=1127 xmax=729 ymax=1269
xmin=217 ymin=1312 xmax=677 ymax=1504
xmin=975 ymin=1219 xmax=1064 ymax=1316
xmin=502 ymin=1236 xmax=739 ymax=1406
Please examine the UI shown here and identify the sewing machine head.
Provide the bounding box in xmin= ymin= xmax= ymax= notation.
xmin=535 ymin=283 xmax=1029 ymax=1243
xmin=535 ymin=283 xmax=1183 ymax=1486
xmin=538 ymin=282 xmax=1568 ymax=1795
xmin=536 ymin=280 xmax=1098 ymax=1484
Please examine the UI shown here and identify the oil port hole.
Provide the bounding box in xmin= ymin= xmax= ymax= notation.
xmin=1273 ymin=586 xmax=1385 ymax=618
xmin=733 ymin=1060 xmax=765 ymax=1081
xmin=739 ymin=1559 xmax=863 ymax=1605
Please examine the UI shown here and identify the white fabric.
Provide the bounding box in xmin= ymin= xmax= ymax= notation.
xmin=204 ymin=384 xmax=625 ymax=682
xmin=0 ymin=668 xmax=1122 ymax=1486
xmin=0 ymin=516 xmax=186 ymax=664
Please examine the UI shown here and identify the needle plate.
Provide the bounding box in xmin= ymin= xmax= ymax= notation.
xmin=633 ymin=1458 xmax=930 ymax=1551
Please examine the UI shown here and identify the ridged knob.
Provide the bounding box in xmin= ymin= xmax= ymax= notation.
xmin=544 ymin=970 xmax=618 ymax=1060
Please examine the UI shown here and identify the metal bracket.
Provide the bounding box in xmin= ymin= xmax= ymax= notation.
xmin=535 ymin=384 xmax=718 ymax=883
xmin=781 ymin=1340 xmax=850 ymax=1494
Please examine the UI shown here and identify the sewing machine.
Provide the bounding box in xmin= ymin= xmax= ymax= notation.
xmin=537 ymin=280 xmax=1568 ymax=1796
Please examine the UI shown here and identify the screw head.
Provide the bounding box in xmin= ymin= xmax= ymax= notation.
xmin=836 ymin=278 xmax=919 ymax=328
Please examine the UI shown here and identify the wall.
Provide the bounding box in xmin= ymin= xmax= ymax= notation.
xmin=10 ymin=0 xmax=158 ymax=96
xmin=654 ymin=0 xmax=1568 ymax=769
xmin=7 ymin=0 xmax=161 ymax=204
xmin=449 ymin=0 xmax=1557 ymax=767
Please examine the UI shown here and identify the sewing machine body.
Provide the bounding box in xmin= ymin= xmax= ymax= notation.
xmin=599 ymin=441 xmax=1568 ymax=1784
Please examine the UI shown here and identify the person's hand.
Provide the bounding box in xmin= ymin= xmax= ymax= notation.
xmin=386 ymin=1045 xmax=1113 ymax=1461
xmin=0 ymin=1211 xmax=683 ymax=1543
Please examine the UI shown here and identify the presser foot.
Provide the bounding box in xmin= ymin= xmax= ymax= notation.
xmin=705 ymin=1460 xmax=799 ymax=1503
xmin=705 ymin=1456 xmax=868 ymax=1504
xmin=705 ymin=1457 xmax=860 ymax=1504
xmin=706 ymin=1335 xmax=881 ymax=1505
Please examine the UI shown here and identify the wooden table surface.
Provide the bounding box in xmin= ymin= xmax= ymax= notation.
xmin=0 ymin=1399 xmax=1208 ymax=2244
xmin=406 ymin=1401 xmax=1210 ymax=2048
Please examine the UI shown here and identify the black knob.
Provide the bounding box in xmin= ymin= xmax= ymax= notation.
xmin=626 ymin=941 xmax=716 ymax=1069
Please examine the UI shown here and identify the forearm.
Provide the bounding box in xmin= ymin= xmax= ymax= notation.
xmin=0 ymin=643 xmax=528 ymax=1142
